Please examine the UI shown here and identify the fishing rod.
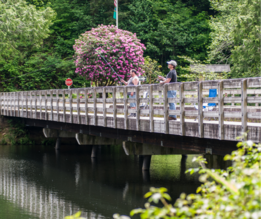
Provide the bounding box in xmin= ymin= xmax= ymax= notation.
xmin=96 ymin=50 xmax=122 ymax=85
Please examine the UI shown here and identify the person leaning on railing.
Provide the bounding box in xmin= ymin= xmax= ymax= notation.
xmin=158 ymin=60 xmax=178 ymax=121
xmin=120 ymin=69 xmax=140 ymax=118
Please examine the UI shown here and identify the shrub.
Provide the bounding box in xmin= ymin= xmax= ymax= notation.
xmin=73 ymin=25 xmax=146 ymax=86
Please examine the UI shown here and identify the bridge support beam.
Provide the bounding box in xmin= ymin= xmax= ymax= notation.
xmin=122 ymin=141 xmax=199 ymax=156
xmin=43 ymin=128 xmax=75 ymax=138
xmin=75 ymin=133 xmax=121 ymax=145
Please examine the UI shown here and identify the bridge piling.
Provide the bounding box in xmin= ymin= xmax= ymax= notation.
xmin=142 ymin=155 xmax=152 ymax=171
xmin=55 ymin=137 xmax=60 ymax=150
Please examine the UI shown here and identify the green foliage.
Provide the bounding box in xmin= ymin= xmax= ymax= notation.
xmin=0 ymin=0 xmax=55 ymax=57
xmin=113 ymin=135 xmax=261 ymax=219
xmin=142 ymin=56 xmax=163 ymax=84
xmin=209 ymin=0 xmax=261 ymax=78
xmin=179 ymin=56 xmax=230 ymax=81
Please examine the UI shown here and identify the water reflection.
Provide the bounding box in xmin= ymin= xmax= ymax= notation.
xmin=0 ymin=145 xmax=229 ymax=219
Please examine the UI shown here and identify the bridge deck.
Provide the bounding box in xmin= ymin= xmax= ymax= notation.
xmin=1 ymin=77 xmax=261 ymax=143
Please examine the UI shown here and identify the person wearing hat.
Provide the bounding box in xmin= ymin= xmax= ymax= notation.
xmin=158 ymin=60 xmax=177 ymax=120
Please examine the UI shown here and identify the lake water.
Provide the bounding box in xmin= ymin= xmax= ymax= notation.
xmin=0 ymin=144 xmax=227 ymax=219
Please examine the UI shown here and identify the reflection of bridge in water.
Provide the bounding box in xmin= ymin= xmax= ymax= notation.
xmin=0 ymin=145 xmax=231 ymax=218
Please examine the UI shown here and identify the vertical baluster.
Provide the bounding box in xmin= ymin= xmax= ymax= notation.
xmin=218 ymin=81 xmax=224 ymax=140
xmin=17 ymin=92 xmax=20 ymax=117
xmin=44 ymin=91 xmax=48 ymax=120
xmin=93 ymin=88 xmax=97 ymax=126
xmin=135 ymin=86 xmax=140 ymax=131
xmin=30 ymin=91 xmax=33 ymax=118
xmin=69 ymin=90 xmax=73 ymax=123
xmin=10 ymin=93 xmax=13 ymax=116
xmin=56 ymin=90 xmax=59 ymax=122
xmin=255 ymin=94 xmax=258 ymax=107
xmin=21 ymin=92 xmax=24 ymax=117
xmin=198 ymin=82 xmax=203 ymax=138
xmin=112 ymin=87 xmax=116 ymax=128
xmin=50 ymin=90 xmax=54 ymax=121
xmin=3 ymin=93 xmax=5 ymax=115
xmin=163 ymin=84 xmax=169 ymax=134
xmin=102 ymin=87 xmax=106 ymax=127
xmin=85 ymin=89 xmax=88 ymax=125
xmin=123 ymin=87 xmax=128 ymax=130
xmin=0 ymin=92 xmax=2 ymax=116
xmin=40 ymin=91 xmax=42 ymax=120
xmin=63 ymin=90 xmax=66 ymax=123
xmin=179 ymin=83 xmax=185 ymax=136
xmin=231 ymin=94 xmax=235 ymax=106
xmin=77 ymin=89 xmax=81 ymax=124
xmin=25 ymin=92 xmax=29 ymax=118
xmin=7 ymin=92 xmax=10 ymax=116
xmin=34 ymin=92 xmax=37 ymax=119
xmin=241 ymin=79 xmax=247 ymax=136
xmin=149 ymin=85 xmax=154 ymax=132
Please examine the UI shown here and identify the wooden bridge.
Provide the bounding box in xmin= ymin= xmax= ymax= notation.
xmin=0 ymin=77 xmax=261 ymax=159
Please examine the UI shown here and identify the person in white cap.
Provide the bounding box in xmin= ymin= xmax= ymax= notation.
xmin=158 ymin=60 xmax=177 ymax=120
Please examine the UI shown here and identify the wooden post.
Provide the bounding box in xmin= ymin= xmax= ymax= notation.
xmin=39 ymin=91 xmax=42 ymax=120
xmin=30 ymin=91 xmax=33 ymax=118
xmin=163 ymin=84 xmax=169 ymax=134
xmin=25 ymin=92 xmax=28 ymax=118
xmin=149 ymin=85 xmax=154 ymax=132
xmin=0 ymin=93 xmax=2 ymax=116
xmin=21 ymin=92 xmax=24 ymax=117
xmin=63 ymin=90 xmax=66 ymax=123
xmin=135 ymin=86 xmax=140 ymax=131
xmin=198 ymin=82 xmax=203 ymax=138
xmin=44 ymin=91 xmax=48 ymax=120
xmin=69 ymin=89 xmax=73 ymax=123
xmin=34 ymin=92 xmax=37 ymax=119
xmin=50 ymin=90 xmax=54 ymax=121
xmin=218 ymin=81 xmax=224 ymax=140
xmin=123 ymin=87 xmax=128 ymax=130
xmin=77 ymin=89 xmax=81 ymax=124
xmin=112 ymin=87 xmax=117 ymax=128
xmin=241 ymin=79 xmax=247 ymax=135
xmin=17 ymin=92 xmax=20 ymax=117
xmin=179 ymin=83 xmax=185 ymax=136
xmin=56 ymin=90 xmax=59 ymax=122
xmin=102 ymin=87 xmax=107 ymax=127
xmin=255 ymin=94 xmax=258 ymax=107
xmin=85 ymin=89 xmax=88 ymax=125
xmin=93 ymin=88 xmax=97 ymax=126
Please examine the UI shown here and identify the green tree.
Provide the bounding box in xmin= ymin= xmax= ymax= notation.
xmin=209 ymin=0 xmax=261 ymax=78
xmin=0 ymin=0 xmax=55 ymax=57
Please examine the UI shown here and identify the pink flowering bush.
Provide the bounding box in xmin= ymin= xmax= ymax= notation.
xmin=73 ymin=25 xmax=146 ymax=86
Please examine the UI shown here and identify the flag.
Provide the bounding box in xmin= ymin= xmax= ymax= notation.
xmin=113 ymin=7 xmax=116 ymax=19
xmin=113 ymin=0 xmax=117 ymax=19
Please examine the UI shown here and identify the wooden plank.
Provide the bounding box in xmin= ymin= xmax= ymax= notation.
xmin=149 ymin=85 xmax=154 ymax=132
xmin=77 ymin=89 xmax=81 ymax=124
xmin=102 ymin=87 xmax=107 ymax=127
xmin=179 ymin=83 xmax=185 ymax=136
xmin=44 ymin=91 xmax=48 ymax=120
xmin=123 ymin=86 xmax=128 ymax=129
xmin=93 ymin=88 xmax=97 ymax=126
xmin=39 ymin=91 xmax=42 ymax=120
xmin=50 ymin=90 xmax=54 ymax=121
xmin=85 ymin=89 xmax=88 ymax=125
xmin=241 ymin=79 xmax=247 ymax=135
xmin=30 ymin=91 xmax=33 ymax=118
xmin=17 ymin=92 xmax=20 ymax=117
xmin=63 ymin=90 xmax=66 ymax=123
xmin=34 ymin=92 xmax=37 ymax=119
xmin=25 ymin=92 xmax=28 ymax=118
xmin=163 ymin=84 xmax=169 ymax=134
xmin=56 ymin=90 xmax=59 ymax=122
xmin=69 ymin=89 xmax=73 ymax=123
xmin=218 ymin=81 xmax=224 ymax=140
xmin=112 ymin=87 xmax=117 ymax=128
xmin=198 ymin=82 xmax=203 ymax=138
xmin=135 ymin=86 xmax=140 ymax=131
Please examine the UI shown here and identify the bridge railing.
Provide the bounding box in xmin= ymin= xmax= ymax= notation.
xmin=0 ymin=77 xmax=260 ymax=140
